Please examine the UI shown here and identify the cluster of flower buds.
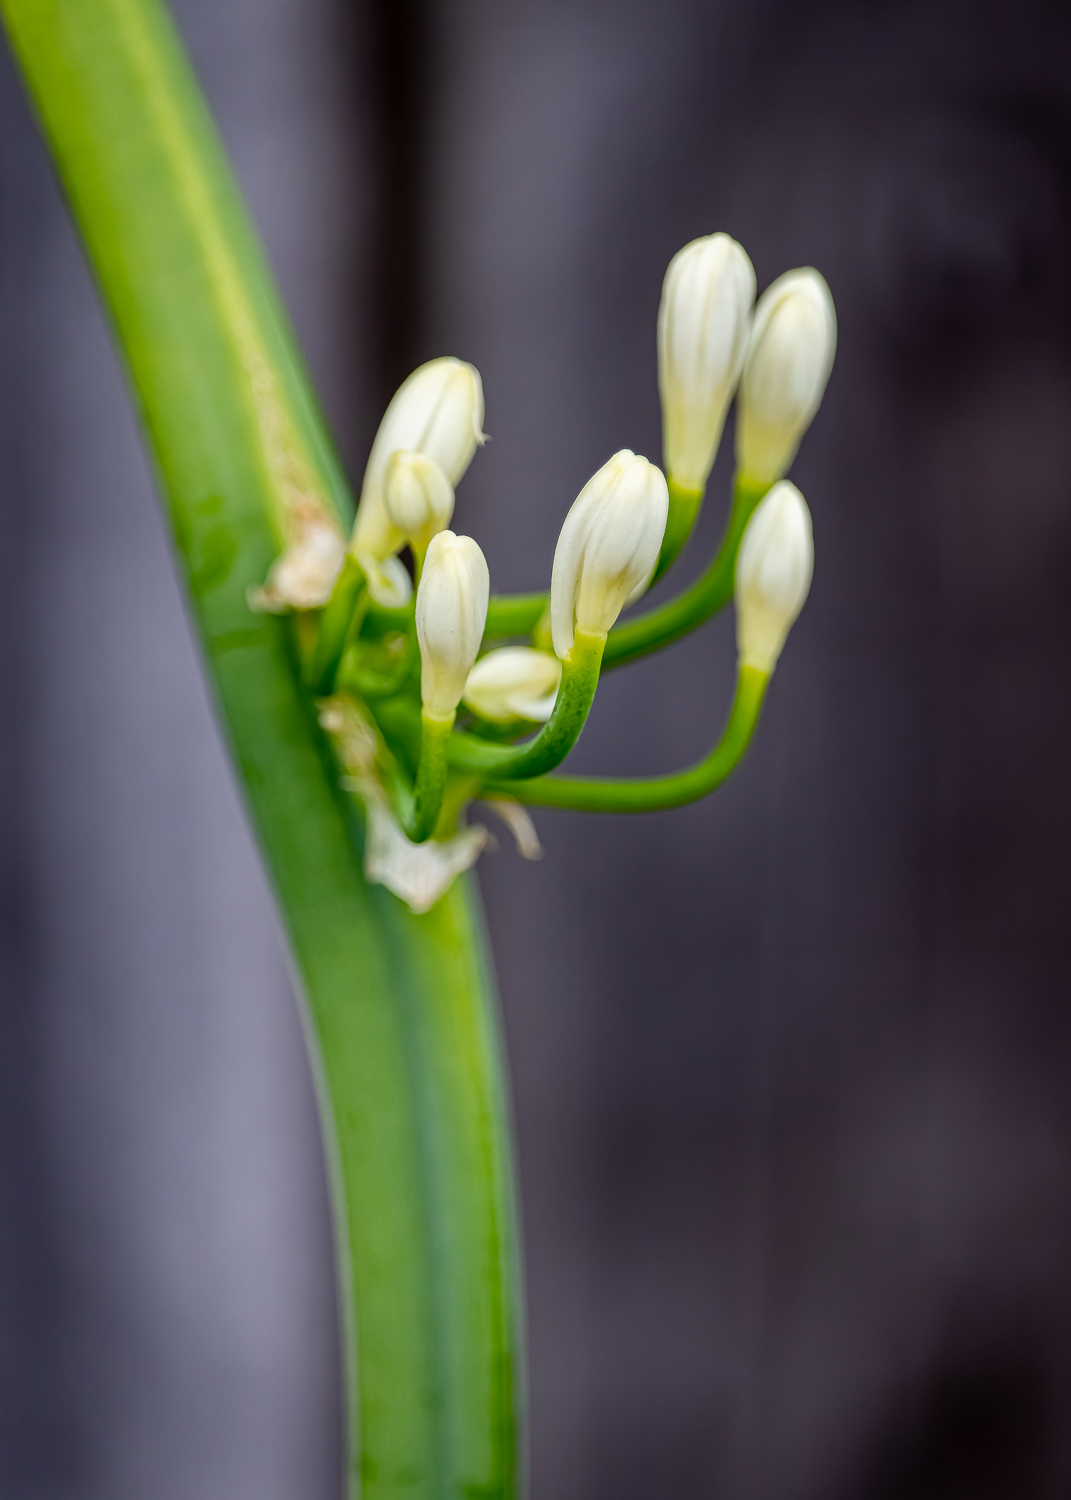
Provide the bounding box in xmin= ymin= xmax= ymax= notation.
xmin=258 ymin=231 xmax=836 ymax=910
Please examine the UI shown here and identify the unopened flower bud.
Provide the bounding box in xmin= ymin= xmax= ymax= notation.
xmin=736 ymin=269 xmax=836 ymax=484
xmin=658 ymin=233 xmax=755 ymax=492
xmin=550 ymin=451 xmax=668 ymax=660
xmin=361 ymin=554 xmax=413 ymax=609
xmin=383 ymin=449 xmax=455 ymax=556
xmin=463 ymin=647 xmax=562 ymax=724
xmin=351 ymin=358 xmax=485 ymax=585
xmin=416 ymin=530 xmax=490 ymax=722
xmin=734 ymin=480 xmax=813 ymax=672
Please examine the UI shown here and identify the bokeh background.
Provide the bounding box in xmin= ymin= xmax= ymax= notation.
xmin=3 ymin=1 xmax=1071 ymax=1496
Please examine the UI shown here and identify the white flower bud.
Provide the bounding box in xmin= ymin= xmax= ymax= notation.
xmin=736 ymin=269 xmax=836 ymax=484
xmin=415 ymin=530 xmax=490 ymax=722
xmin=550 ymin=451 xmax=669 ymax=660
xmin=383 ymin=449 xmax=455 ymax=555
xmin=361 ymin=554 xmax=413 ymax=609
xmin=351 ymin=356 xmax=484 ymax=565
xmin=463 ymin=647 xmax=562 ymax=724
xmin=658 ymin=233 xmax=755 ymax=492
xmin=734 ymin=480 xmax=813 ymax=672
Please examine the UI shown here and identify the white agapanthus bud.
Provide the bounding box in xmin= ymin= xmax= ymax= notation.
xmin=658 ymin=233 xmax=755 ymax=492
xmin=383 ymin=449 xmax=455 ymax=555
xmin=734 ymin=480 xmax=813 ymax=672
xmin=463 ymin=647 xmax=562 ymax=723
xmin=416 ymin=530 xmax=490 ymax=722
xmin=736 ymin=269 xmax=836 ymax=484
xmin=361 ymin=554 xmax=413 ymax=610
xmin=351 ymin=358 xmax=484 ymax=600
xmin=550 ymin=451 xmax=669 ymax=660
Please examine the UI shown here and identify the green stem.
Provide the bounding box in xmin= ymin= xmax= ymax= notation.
xmin=650 ymin=476 xmax=704 ymax=585
xmin=0 ymin=4 xmax=525 ymax=1495
xmin=409 ymin=713 xmax=453 ymax=843
xmin=308 ymin=556 xmax=367 ymax=693
xmin=601 ymin=471 xmax=770 ymax=669
xmin=485 ymin=664 xmax=768 ymax=811
xmin=483 ymin=591 xmax=547 ymax=639
xmin=448 ymin=630 xmax=603 ymax=779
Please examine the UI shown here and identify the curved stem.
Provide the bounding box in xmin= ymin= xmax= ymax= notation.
xmin=408 ymin=712 xmax=453 ymax=843
xmin=601 ymin=472 xmax=770 ymax=669
xmin=650 ymin=477 xmax=704 ymax=586
xmin=484 ymin=664 xmax=768 ymax=811
xmin=448 ymin=630 xmax=603 ymax=779
xmin=483 ymin=590 xmax=547 ymax=639
xmin=0 ymin=6 xmax=526 ymax=1495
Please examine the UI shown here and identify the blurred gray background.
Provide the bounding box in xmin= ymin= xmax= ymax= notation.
xmin=3 ymin=0 xmax=1071 ymax=1496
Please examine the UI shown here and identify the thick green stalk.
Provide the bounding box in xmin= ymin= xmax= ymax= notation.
xmin=484 ymin=665 xmax=767 ymax=811
xmin=0 ymin=4 xmax=524 ymax=1496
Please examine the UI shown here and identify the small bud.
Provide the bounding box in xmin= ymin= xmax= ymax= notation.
xmin=352 ymin=357 xmax=484 ymax=553
xmin=383 ymin=449 xmax=455 ymax=556
xmin=361 ymin=554 xmax=413 ymax=609
xmin=736 ymin=269 xmax=836 ymax=484
xmin=416 ymin=530 xmax=490 ymax=722
xmin=463 ymin=647 xmax=562 ymax=724
xmin=658 ymin=233 xmax=755 ymax=492
xmin=550 ymin=451 xmax=668 ymax=660
xmin=734 ymin=480 xmax=813 ymax=672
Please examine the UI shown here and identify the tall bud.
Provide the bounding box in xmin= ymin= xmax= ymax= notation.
xmin=351 ymin=358 xmax=484 ymax=599
xmin=416 ymin=531 xmax=490 ymax=722
xmin=658 ymin=233 xmax=755 ymax=492
xmin=463 ymin=647 xmax=562 ymax=724
xmin=734 ymin=481 xmax=813 ymax=672
xmin=383 ymin=450 xmax=455 ymax=558
xmin=736 ymin=269 xmax=836 ymax=484
xmin=550 ymin=450 xmax=668 ymax=660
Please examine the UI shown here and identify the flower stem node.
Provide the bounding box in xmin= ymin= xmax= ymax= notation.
xmin=463 ymin=647 xmax=562 ymax=724
xmin=383 ymin=449 xmax=455 ymax=565
xmin=659 ymin=232 xmax=755 ymax=492
xmin=550 ymin=450 xmax=668 ymax=660
xmin=736 ymin=269 xmax=837 ymax=486
xmin=350 ymin=357 xmax=485 ymax=603
xmin=416 ymin=530 xmax=490 ymax=722
xmin=734 ymin=480 xmax=813 ymax=673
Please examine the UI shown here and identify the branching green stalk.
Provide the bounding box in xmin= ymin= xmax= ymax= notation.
xmin=483 ymin=665 xmax=768 ymax=811
xmin=0 ymin=4 xmax=524 ymax=1496
xmin=448 ymin=630 xmax=604 ymax=778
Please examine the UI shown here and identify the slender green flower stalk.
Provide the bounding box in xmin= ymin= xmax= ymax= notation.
xmin=0 ymin=0 xmax=838 ymax=1489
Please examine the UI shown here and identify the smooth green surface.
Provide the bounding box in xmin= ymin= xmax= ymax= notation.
xmin=486 ymin=665 xmax=768 ymax=811
xmin=0 ymin=3 xmax=523 ymax=1496
xmin=448 ymin=630 xmax=604 ymax=779
xmin=411 ymin=713 xmax=454 ymax=842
